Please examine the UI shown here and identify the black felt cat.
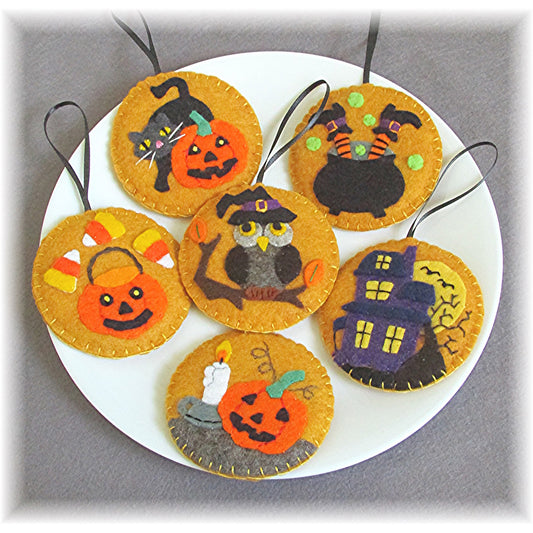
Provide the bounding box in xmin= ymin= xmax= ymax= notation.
xmin=128 ymin=77 xmax=214 ymax=193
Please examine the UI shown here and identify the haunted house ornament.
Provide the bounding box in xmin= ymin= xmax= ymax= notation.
xmin=317 ymin=141 xmax=497 ymax=391
xmin=166 ymin=331 xmax=334 ymax=479
xmin=288 ymin=15 xmax=442 ymax=231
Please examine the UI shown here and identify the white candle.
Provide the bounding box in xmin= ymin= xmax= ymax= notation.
xmin=202 ymin=361 xmax=231 ymax=405
xmin=201 ymin=340 xmax=232 ymax=405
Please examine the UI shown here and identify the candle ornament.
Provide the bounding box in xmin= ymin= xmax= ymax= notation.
xmin=166 ymin=332 xmax=334 ymax=480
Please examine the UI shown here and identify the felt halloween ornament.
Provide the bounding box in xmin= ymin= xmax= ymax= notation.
xmin=178 ymin=80 xmax=341 ymax=332
xmin=288 ymin=13 xmax=443 ymax=231
xmin=32 ymin=102 xmax=190 ymax=358
xmin=109 ymin=13 xmax=262 ymax=217
xmin=317 ymin=141 xmax=498 ymax=391
xmin=166 ymin=331 xmax=334 ymax=479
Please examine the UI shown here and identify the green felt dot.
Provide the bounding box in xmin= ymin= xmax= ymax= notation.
xmin=363 ymin=114 xmax=376 ymax=127
xmin=408 ymin=154 xmax=424 ymax=170
xmin=355 ymin=144 xmax=366 ymax=156
xmin=306 ymin=137 xmax=322 ymax=151
xmin=348 ymin=92 xmax=364 ymax=108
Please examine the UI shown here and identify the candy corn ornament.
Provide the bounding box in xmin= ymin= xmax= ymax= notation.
xmin=32 ymin=102 xmax=190 ymax=358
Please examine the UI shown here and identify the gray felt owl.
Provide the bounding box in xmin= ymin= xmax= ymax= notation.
xmin=216 ymin=187 xmax=302 ymax=299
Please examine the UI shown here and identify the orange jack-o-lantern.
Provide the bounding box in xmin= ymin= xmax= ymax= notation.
xmin=77 ymin=247 xmax=167 ymax=339
xmin=171 ymin=111 xmax=248 ymax=189
xmin=217 ymin=370 xmax=307 ymax=455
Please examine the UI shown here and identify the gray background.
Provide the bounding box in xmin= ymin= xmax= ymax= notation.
xmin=5 ymin=9 xmax=529 ymax=521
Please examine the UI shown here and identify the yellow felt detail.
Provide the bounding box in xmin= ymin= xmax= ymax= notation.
xmin=93 ymin=266 xmax=139 ymax=287
xmin=413 ymin=260 xmax=467 ymax=334
xmin=133 ymin=229 xmax=162 ymax=254
xmin=365 ymin=280 xmax=393 ymax=300
xmin=94 ymin=212 xmax=125 ymax=239
xmin=43 ymin=268 xmax=77 ymax=293
xmin=216 ymin=339 xmax=232 ymax=363
xmin=355 ymin=320 xmax=373 ymax=349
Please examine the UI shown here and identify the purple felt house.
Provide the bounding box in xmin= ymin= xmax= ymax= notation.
xmin=333 ymin=246 xmax=436 ymax=374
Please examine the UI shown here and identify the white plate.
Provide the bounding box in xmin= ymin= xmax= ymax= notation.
xmin=40 ymin=51 xmax=502 ymax=479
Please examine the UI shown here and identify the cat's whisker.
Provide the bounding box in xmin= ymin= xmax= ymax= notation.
xmin=168 ymin=122 xmax=183 ymax=141
xmin=170 ymin=134 xmax=186 ymax=144
xmin=148 ymin=151 xmax=157 ymax=169
xmin=135 ymin=150 xmax=154 ymax=165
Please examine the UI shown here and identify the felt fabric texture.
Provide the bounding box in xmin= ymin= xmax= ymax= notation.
xmin=32 ymin=207 xmax=190 ymax=358
xmin=318 ymin=238 xmax=483 ymax=391
xmin=178 ymin=183 xmax=339 ymax=331
xmin=165 ymin=331 xmax=334 ymax=480
xmin=111 ymin=71 xmax=263 ymax=217
xmin=289 ymin=84 xmax=442 ymax=231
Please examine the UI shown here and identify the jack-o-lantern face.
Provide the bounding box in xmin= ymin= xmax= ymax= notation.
xmin=171 ymin=113 xmax=248 ymax=189
xmin=77 ymin=248 xmax=168 ymax=339
xmin=217 ymin=373 xmax=307 ymax=455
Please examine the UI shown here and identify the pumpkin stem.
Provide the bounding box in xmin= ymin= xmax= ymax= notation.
xmin=190 ymin=110 xmax=212 ymax=136
xmin=266 ymin=370 xmax=305 ymax=398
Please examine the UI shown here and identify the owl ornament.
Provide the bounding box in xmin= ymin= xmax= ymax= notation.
xmin=317 ymin=141 xmax=498 ymax=391
xmin=32 ymin=102 xmax=190 ymax=358
xmin=288 ymin=13 xmax=443 ymax=231
xmin=166 ymin=332 xmax=334 ymax=479
xmin=109 ymin=14 xmax=262 ymax=217
xmin=179 ymin=80 xmax=341 ymax=332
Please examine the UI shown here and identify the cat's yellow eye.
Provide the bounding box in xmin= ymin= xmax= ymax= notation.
xmin=144 ymin=139 xmax=151 ymax=148
xmin=139 ymin=145 xmax=146 ymax=151
xmin=160 ymin=127 xmax=171 ymax=136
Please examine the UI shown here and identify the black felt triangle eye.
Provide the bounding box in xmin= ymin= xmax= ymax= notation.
xmin=276 ymin=407 xmax=290 ymax=422
xmin=241 ymin=393 xmax=257 ymax=405
xmin=250 ymin=413 xmax=263 ymax=424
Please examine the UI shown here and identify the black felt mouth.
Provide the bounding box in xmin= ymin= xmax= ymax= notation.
xmin=187 ymin=158 xmax=238 ymax=180
xmin=229 ymin=412 xmax=276 ymax=443
xmin=103 ymin=309 xmax=153 ymax=331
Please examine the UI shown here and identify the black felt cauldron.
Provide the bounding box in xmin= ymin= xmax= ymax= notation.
xmin=313 ymin=152 xmax=405 ymax=218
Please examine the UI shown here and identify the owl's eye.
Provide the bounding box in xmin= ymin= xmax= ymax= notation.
xmin=268 ymin=222 xmax=287 ymax=237
xmin=238 ymin=221 xmax=257 ymax=237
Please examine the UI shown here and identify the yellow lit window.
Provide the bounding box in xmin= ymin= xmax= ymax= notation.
xmin=355 ymin=320 xmax=373 ymax=349
xmin=383 ymin=325 xmax=406 ymax=354
xmin=376 ymin=255 xmax=392 ymax=270
xmin=366 ymin=280 xmax=394 ymax=301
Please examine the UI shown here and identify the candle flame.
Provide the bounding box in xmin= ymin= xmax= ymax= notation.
xmin=215 ymin=340 xmax=232 ymax=363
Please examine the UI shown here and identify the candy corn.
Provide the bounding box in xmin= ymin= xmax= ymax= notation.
xmin=44 ymin=249 xmax=80 ymax=293
xmin=82 ymin=212 xmax=125 ymax=247
xmin=133 ymin=229 xmax=174 ymax=269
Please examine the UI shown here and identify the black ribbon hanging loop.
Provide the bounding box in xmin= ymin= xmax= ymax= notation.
xmin=255 ymin=79 xmax=330 ymax=184
xmin=112 ymin=11 xmax=162 ymax=75
xmin=407 ymin=141 xmax=499 ymax=238
xmin=363 ymin=11 xmax=381 ymax=84
xmin=43 ymin=101 xmax=92 ymax=212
